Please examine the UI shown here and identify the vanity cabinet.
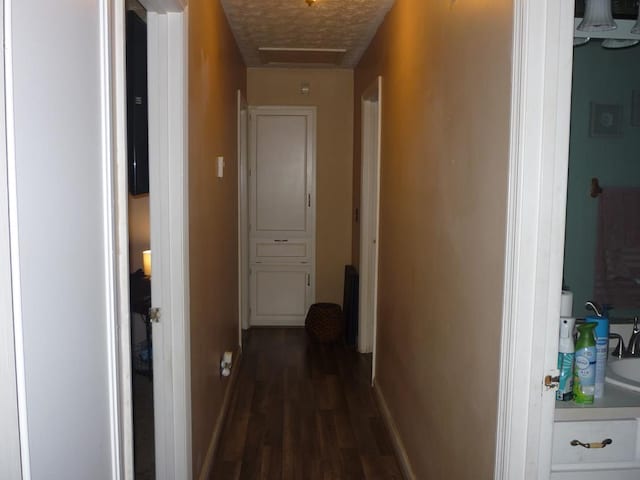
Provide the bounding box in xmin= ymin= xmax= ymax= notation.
xmin=552 ymin=386 xmax=640 ymax=478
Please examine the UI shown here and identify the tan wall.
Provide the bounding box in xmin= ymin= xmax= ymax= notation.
xmin=128 ymin=193 xmax=149 ymax=273
xmin=188 ymin=1 xmax=246 ymax=476
xmin=247 ymin=68 xmax=353 ymax=304
xmin=354 ymin=1 xmax=513 ymax=477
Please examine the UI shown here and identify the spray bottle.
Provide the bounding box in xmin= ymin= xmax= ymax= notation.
xmin=556 ymin=317 xmax=575 ymax=401
xmin=584 ymin=301 xmax=609 ymax=399
xmin=573 ymin=322 xmax=597 ymax=405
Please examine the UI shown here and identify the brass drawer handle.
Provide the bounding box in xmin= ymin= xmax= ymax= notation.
xmin=570 ymin=438 xmax=613 ymax=449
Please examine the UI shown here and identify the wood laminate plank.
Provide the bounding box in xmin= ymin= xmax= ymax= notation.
xmin=211 ymin=328 xmax=403 ymax=480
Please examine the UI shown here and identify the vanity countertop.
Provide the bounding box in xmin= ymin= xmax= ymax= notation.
xmin=555 ymin=383 xmax=640 ymax=421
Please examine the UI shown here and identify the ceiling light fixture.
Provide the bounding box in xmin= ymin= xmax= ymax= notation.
xmin=305 ymin=0 xmax=316 ymax=6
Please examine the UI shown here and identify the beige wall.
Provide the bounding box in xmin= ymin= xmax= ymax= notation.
xmin=247 ymin=68 xmax=353 ymax=305
xmin=354 ymin=1 xmax=513 ymax=477
xmin=188 ymin=1 xmax=246 ymax=476
xmin=128 ymin=194 xmax=149 ymax=272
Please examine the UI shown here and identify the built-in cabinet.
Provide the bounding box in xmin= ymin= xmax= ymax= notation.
xmin=248 ymin=106 xmax=316 ymax=326
xmin=552 ymin=386 xmax=640 ymax=478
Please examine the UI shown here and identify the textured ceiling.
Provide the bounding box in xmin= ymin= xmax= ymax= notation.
xmin=220 ymin=0 xmax=395 ymax=68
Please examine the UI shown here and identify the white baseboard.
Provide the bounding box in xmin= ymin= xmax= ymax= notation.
xmin=198 ymin=347 xmax=243 ymax=480
xmin=373 ymin=382 xmax=416 ymax=480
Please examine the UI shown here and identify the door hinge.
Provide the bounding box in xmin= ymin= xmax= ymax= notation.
xmin=544 ymin=370 xmax=560 ymax=391
xmin=148 ymin=307 xmax=161 ymax=323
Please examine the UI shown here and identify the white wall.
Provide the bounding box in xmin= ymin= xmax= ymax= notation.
xmin=0 ymin=3 xmax=22 ymax=477
xmin=8 ymin=0 xmax=117 ymax=477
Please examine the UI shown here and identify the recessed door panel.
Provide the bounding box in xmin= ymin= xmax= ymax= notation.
xmin=254 ymin=114 xmax=308 ymax=233
xmin=250 ymin=265 xmax=311 ymax=326
xmin=251 ymin=238 xmax=310 ymax=263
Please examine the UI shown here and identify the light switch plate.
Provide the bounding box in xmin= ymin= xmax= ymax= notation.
xmin=217 ymin=156 xmax=224 ymax=178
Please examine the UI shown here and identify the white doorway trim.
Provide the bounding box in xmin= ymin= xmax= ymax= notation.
xmin=143 ymin=2 xmax=191 ymax=480
xmin=237 ymin=90 xmax=249 ymax=341
xmin=494 ymin=0 xmax=574 ymax=478
xmin=358 ymin=76 xmax=382 ymax=365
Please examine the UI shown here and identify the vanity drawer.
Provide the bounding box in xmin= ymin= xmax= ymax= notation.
xmin=552 ymin=419 xmax=640 ymax=467
xmin=551 ymin=470 xmax=640 ymax=480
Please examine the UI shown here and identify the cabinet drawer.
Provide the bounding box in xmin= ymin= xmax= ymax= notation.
xmin=250 ymin=238 xmax=310 ymax=263
xmin=551 ymin=470 xmax=640 ymax=480
xmin=552 ymin=419 xmax=640 ymax=467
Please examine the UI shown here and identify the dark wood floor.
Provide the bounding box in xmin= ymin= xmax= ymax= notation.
xmin=210 ymin=328 xmax=403 ymax=480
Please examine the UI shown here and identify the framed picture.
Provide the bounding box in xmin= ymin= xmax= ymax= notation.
xmin=631 ymin=90 xmax=640 ymax=127
xmin=589 ymin=102 xmax=623 ymax=137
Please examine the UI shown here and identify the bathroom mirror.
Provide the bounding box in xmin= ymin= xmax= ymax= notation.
xmin=563 ymin=39 xmax=640 ymax=319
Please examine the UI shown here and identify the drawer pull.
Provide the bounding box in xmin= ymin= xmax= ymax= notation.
xmin=570 ymin=438 xmax=613 ymax=449
xmin=274 ymin=239 xmax=288 ymax=243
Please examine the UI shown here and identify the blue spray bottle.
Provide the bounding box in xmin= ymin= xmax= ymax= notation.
xmin=557 ymin=317 xmax=575 ymax=401
xmin=585 ymin=301 xmax=609 ymax=399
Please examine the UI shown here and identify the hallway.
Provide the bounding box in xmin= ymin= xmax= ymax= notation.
xmin=210 ymin=328 xmax=403 ymax=479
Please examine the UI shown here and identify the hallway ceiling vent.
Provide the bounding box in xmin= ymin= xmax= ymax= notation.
xmin=258 ymin=47 xmax=346 ymax=67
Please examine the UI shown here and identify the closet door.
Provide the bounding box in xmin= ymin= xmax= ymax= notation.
xmin=248 ymin=106 xmax=315 ymax=326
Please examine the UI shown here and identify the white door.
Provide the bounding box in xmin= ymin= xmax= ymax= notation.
xmin=359 ymin=77 xmax=382 ymax=374
xmin=248 ymin=106 xmax=316 ymax=326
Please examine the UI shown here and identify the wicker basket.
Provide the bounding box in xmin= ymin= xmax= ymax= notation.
xmin=305 ymin=303 xmax=345 ymax=343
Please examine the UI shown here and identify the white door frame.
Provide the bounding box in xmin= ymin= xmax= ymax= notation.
xmin=495 ymin=0 xmax=574 ymax=478
xmin=237 ymin=90 xmax=249 ymax=340
xmin=0 ymin=1 xmax=22 ymax=476
xmin=2 ymin=0 xmax=190 ymax=477
xmin=358 ymin=77 xmax=382 ymax=368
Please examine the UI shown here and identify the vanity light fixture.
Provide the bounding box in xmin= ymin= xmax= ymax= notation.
xmin=573 ymin=36 xmax=590 ymax=46
xmin=632 ymin=3 xmax=640 ymax=34
xmin=577 ymin=0 xmax=617 ymax=32
xmin=601 ymin=38 xmax=640 ymax=48
xmin=305 ymin=0 xmax=316 ymax=5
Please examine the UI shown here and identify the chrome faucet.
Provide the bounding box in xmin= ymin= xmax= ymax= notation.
xmin=625 ymin=317 xmax=640 ymax=357
xmin=609 ymin=333 xmax=625 ymax=358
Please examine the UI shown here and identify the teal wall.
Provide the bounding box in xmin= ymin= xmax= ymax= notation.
xmin=564 ymin=40 xmax=640 ymax=318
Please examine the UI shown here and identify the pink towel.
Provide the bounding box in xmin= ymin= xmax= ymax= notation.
xmin=594 ymin=188 xmax=640 ymax=308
